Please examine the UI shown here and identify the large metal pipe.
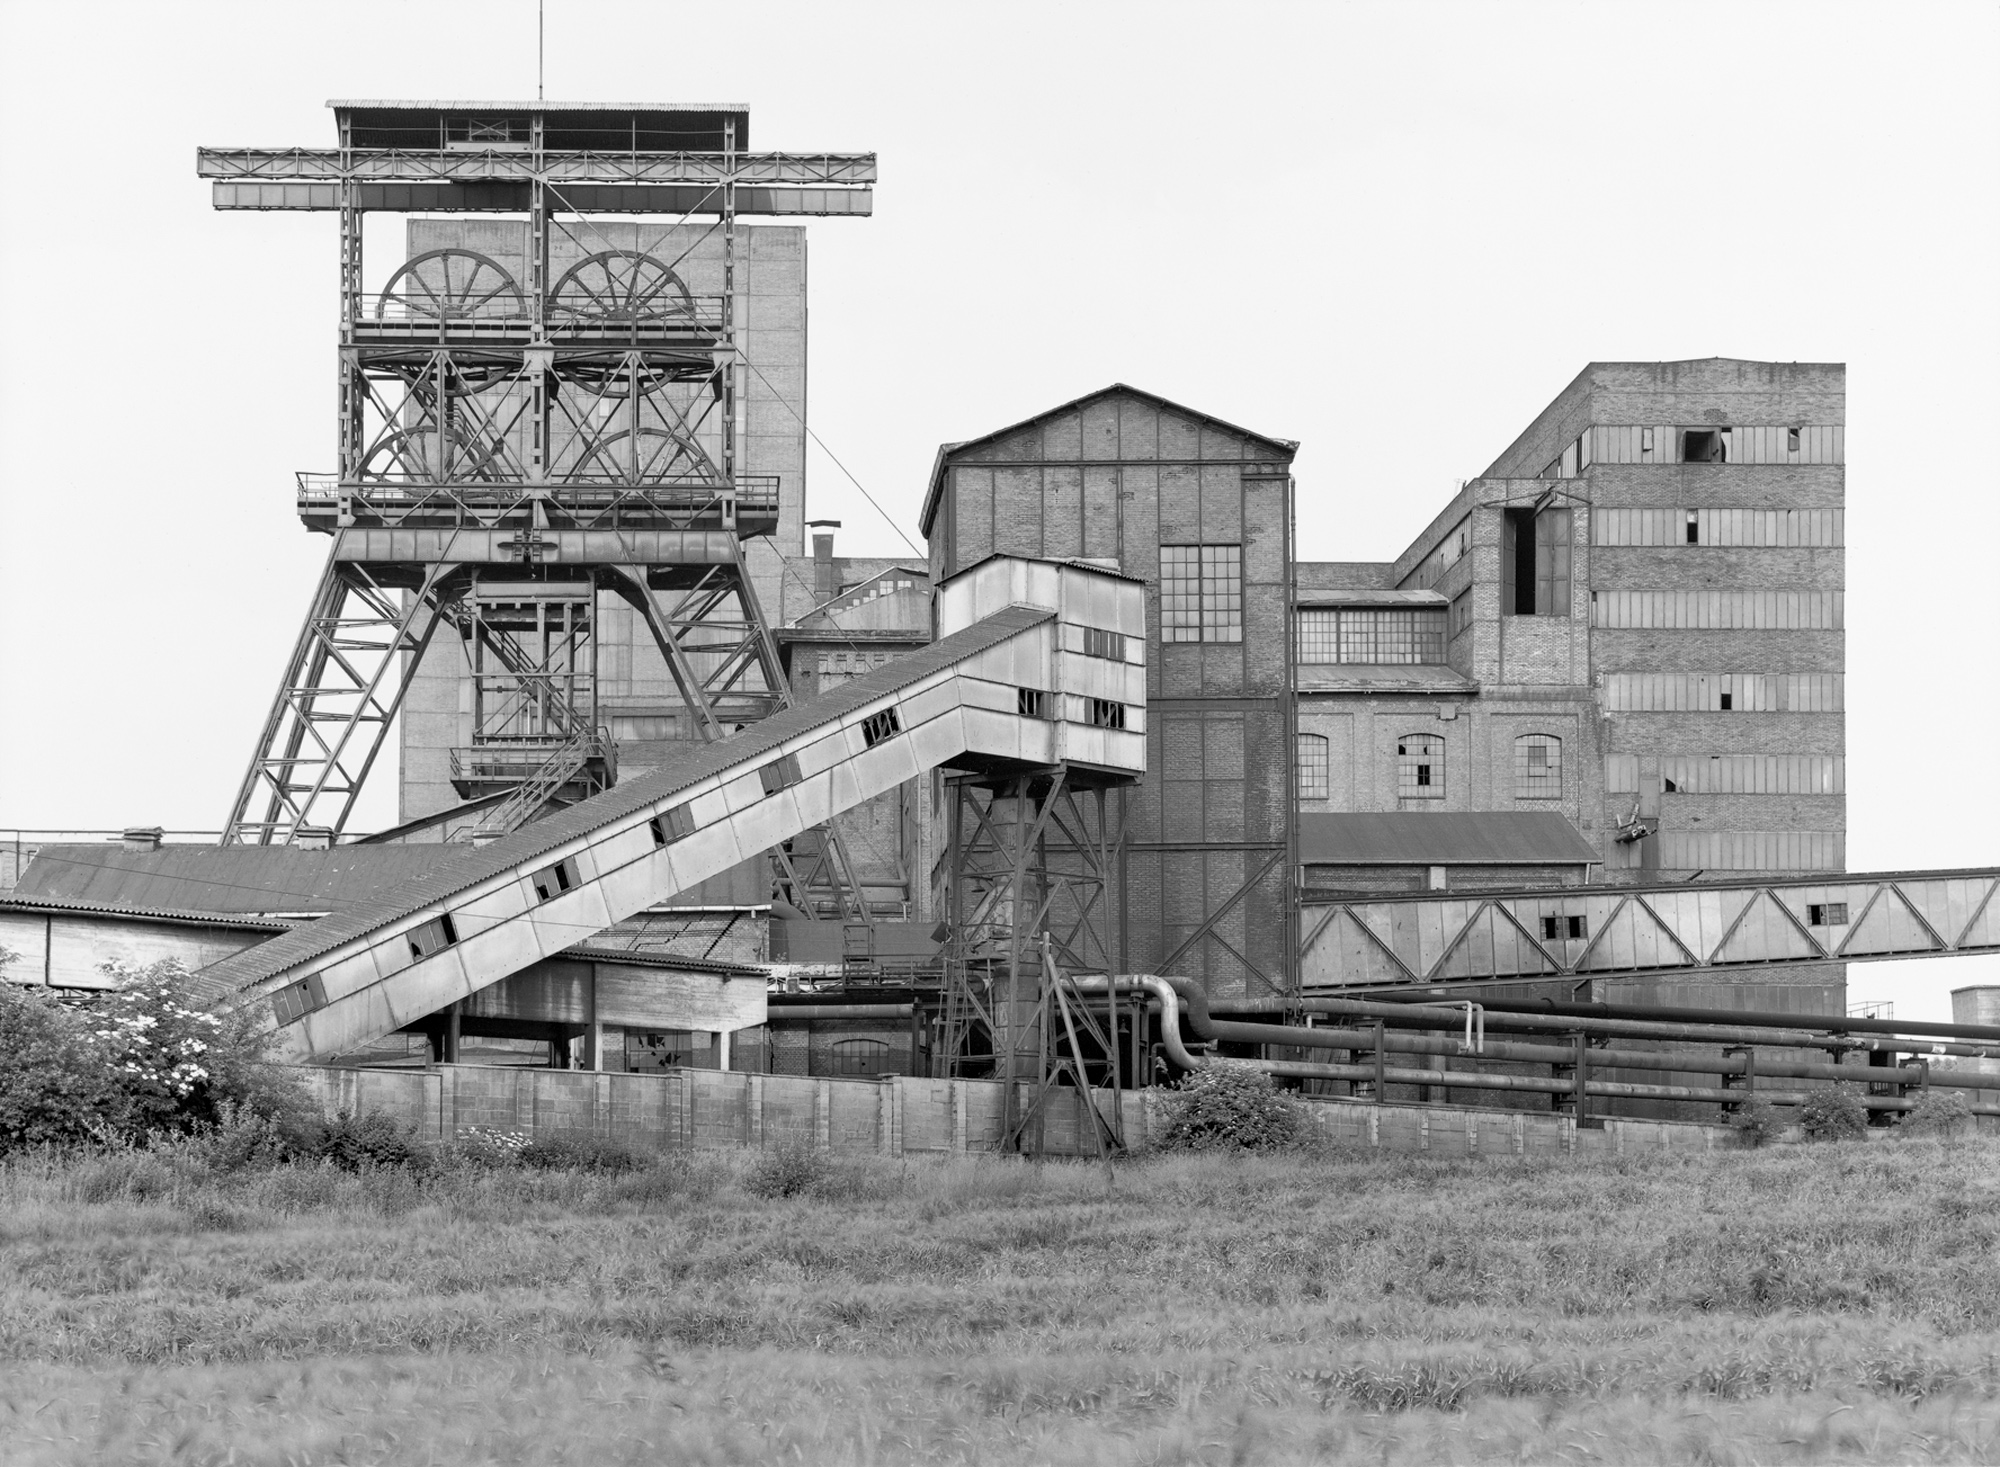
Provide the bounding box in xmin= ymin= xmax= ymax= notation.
xmin=1097 ymin=976 xmax=2000 ymax=1116
xmin=1213 ymin=995 xmax=2000 ymax=1062
xmin=1359 ymin=991 xmax=2000 ymax=1044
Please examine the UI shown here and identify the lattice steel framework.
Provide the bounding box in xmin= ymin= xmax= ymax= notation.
xmin=199 ymin=104 xmax=874 ymax=882
xmin=934 ymin=768 xmax=1130 ymax=1151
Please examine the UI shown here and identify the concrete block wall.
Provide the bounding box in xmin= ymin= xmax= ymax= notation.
xmin=302 ymin=1062 xmax=1745 ymax=1160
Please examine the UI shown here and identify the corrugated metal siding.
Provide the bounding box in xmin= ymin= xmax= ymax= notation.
xmin=1593 ymin=508 xmax=1843 ymax=547
xmin=1589 ymin=425 xmax=1843 ymax=465
xmin=1591 ymin=590 xmax=1842 ymax=629
xmin=1601 ymin=674 xmax=1843 ymax=713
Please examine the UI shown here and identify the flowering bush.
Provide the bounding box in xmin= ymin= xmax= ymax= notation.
xmin=0 ymin=958 xmax=308 ymax=1153
xmin=1798 ymin=1082 xmax=1870 ymax=1142
xmin=453 ymin=1126 xmax=534 ymax=1167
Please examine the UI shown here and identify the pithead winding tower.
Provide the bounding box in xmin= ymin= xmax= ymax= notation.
xmin=196 ymin=103 xmax=873 ymax=855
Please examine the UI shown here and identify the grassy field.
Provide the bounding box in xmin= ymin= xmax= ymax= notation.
xmin=2 ymin=1133 xmax=1998 ymax=1465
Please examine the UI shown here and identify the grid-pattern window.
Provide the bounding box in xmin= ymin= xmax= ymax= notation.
xmin=1160 ymin=544 xmax=1242 ymax=642
xmin=1449 ymin=592 xmax=1472 ymax=641
xmin=1514 ymin=735 xmax=1561 ymax=800
xmin=832 ymin=1038 xmax=892 ymax=1076
xmin=1296 ymin=608 xmax=1447 ymax=664
xmin=1397 ymin=734 xmax=1444 ymax=799
xmin=1297 ymin=733 xmax=1330 ymax=801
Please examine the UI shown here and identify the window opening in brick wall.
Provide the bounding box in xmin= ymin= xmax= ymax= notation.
xmin=407 ymin=913 xmax=458 ymax=961
xmin=1088 ymin=698 xmax=1127 ymax=730
xmin=831 ymin=1037 xmax=892 ymax=1076
xmin=1502 ymin=507 xmax=1571 ymax=615
xmin=1297 ymin=608 xmax=1446 ymax=664
xmin=1017 ymin=688 xmax=1047 ymax=719
xmin=1297 ymin=733 xmax=1330 ymax=801
xmin=1160 ymin=543 xmax=1242 ymax=643
xmin=1807 ymin=902 xmax=1849 ymax=926
xmin=1719 ymin=691 xmax=1733 ymax=711
xmin=1788 ymin=427 xmax=1802 ymax=453
xmin=531 ymin=857 xmax=579 ymax=902
xmin=1686 ymin=511 xmax=1700 ymax=545
xmin=1682 ymin=428 xmax=1728 ymax=463
xmin=1514 ymin=734 xmax=1561 ymax=800
xmin=1397 ymin=733 xmax=1444 ymax=799
xmin=861 ymin=706 xmax=902 ymax=747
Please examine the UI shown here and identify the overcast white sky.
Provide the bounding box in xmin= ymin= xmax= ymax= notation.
xmin=1 ymin=0 xmax=1995 ymax=1018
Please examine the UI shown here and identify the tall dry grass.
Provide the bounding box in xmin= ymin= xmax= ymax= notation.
xmin=3 ymin=1135 xmax=1997 ymax=1464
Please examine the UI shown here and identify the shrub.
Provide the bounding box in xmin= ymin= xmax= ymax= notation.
xmin=306 ymin=1110 xmax=432 ymax=1172
xmin=0 ymin=959 xmax=312 ymax=1155
xmin=1899 ymin=1087 xmax=1975 ymax=1140
xmin=451 ymin=1126 xmax=532 ymax=1167
xmin=1155 ymin=1062 xmax=1311 ymax=1152
xmin=1729 ymin=1096 xmax=1785 ymax=1148
xmin=745 ymin=1137 xmax=830 ymax=1198
xmin=0 ymin=981 xmax=129 ymax=1149
xmin=1798 ymin=1082 xmax=1869 ymax=1142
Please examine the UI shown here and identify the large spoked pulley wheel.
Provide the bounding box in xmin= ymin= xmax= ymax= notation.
xmin=376 ymin=249 xmax=526 ymax=323
xmin=549 ymin=250 xmax=697 ymax=324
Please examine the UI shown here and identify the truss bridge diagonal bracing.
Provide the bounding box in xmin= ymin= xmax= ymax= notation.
xmin=203 ymin=103 xmax=877 ymax=915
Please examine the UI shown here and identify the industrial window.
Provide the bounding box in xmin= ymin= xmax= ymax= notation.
xmin=1541 ymin=914 xmax=1587 ymax=941
xmin=270 ymin=972 xmax=327 ymax=1026
xmin=531 ymin=857 xmax=580 ymax=902
xmin=1807 ymin=902 xmax=1849 ymax=927
xmin=1017 ymin=688 xmax=1048 ymax=719
xmin=759 ymin=754 xmax=802 ymax=795
xmin=650 ymin=804 xmax=695 ymax=846
xmin=1787 ymin=427 xmax=1802 ymax=453
xmin=1087 ymin=698 xmax=1127 ymax=730
xmin=1296 ymin=608 xmax=1446 ymax=665
xmin=1160 ymin=544 xmax=1242 ymax=643
xmin=1502 ymin=507 xmax=1571 ymax=616
xmin=831 ymin=1038 xmax=892 ymax=1077
xmin=861 ymin=707 xmax=902 ymax=747
xmin=625 ymin=1028 xmax=709 ymax=1073
xmin=1297 ymin=733 xmax=1330 ymax=802
xmin=407 ymin=914 xmax=459 ymax=961
xmin=1682 ymin=428 xmax=1729 ymax=463
xmin=1396 ymin=734 xmax=1444 ymax=799
xmin=1686 ymin=511 xmax=1700 ymax=545
xmin=1514 ymin=735 xmax=1561 ymax=800
xmin=1081 ymin=627 xmax=1129 ymax=661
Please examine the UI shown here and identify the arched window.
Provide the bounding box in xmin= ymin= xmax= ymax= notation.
xmin=1515 ymin=734 xmax=1562 ymax=799
xmin=1397 ymin=734 xmax=1444 ymax=799
xmin=831 ymin=1037 xmax=891 ymax=1077
xmin=1297 ymin=733 xmax=1330 ymax=802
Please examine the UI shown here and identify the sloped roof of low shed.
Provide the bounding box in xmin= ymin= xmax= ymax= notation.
xmin=1299 ymin=812 xmax=1600 ymax=866
xmin=13 ymin=845 xmax=459 ymax=917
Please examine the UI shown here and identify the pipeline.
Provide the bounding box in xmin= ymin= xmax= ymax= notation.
xmin=1075 ymin=976 xmax=2000 ymax=1118
xmin=1214 ymin=995 xmax=2000 ymax=1062
xmin=1365 ymin=991 xmax=2000 ymax=1044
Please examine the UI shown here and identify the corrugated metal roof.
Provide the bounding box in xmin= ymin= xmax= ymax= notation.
xmin=196 ymin=605 xmax=1054 ymax=1001
xmin=329 ymin=100 xmax=751 ymax=114
xmin=1296 ymin=589 xmax=1448 ymax=608
xmin=1296 ymin=664 xmax=1478 ymax=694
xmin=940 ymin=552 xmax=1151 ymax=588
xmin=1299 ymin=812 xmax=1600 ymax=866
xmin=14 ymin=845 xmax=457 ymax=915
xmin=0 ymin=896 xmax=296 ymax=933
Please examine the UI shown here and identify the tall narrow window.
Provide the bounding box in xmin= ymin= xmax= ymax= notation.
xmin=1297 ymin=733 xmax=1330 ymax=802
xmin=1787 ymin=426 xmax=1802 ymax=454
xmin=1160 ymin=544 xmax=1242 ymax=643
xmin=1503 ymin=507 xmax=1571 ymax=616
xmin=1514 ymin=734 xmax=1561 ymax=800
xmin=1397 ymin=734 xmax=1445 ymax=800
xmin=1685 ymin=510 xmax=1700 ymax=545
